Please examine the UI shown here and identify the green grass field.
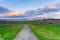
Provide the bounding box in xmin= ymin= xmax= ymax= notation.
xmin=0 ymin=20 xmax=60 ymax=40
xmin=30 ymin=24 xmax=60 ymax=40
xmin=0 ymin=24 xmax=23 ymax=40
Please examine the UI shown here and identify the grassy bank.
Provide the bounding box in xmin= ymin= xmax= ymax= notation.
xmin=30 ymin=24 xmax=60 ymax=40
xmin=0 ymin=24 xmax=23 ymax=40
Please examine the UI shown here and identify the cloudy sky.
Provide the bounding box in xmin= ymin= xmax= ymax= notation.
xmin=0 ymin=0 xmax=60 ymax=20
xmin=0 ymin=0 xmax=60 ymax=12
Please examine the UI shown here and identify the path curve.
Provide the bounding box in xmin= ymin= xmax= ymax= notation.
xmin=14 ymin=25 xmax=38 ymax=40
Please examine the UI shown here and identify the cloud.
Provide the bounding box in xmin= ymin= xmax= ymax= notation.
xmin=23 ymin=3 xmax=60 ymax=20
xmin=0 ymin=7 xmax=25 ymax=17
xmin=0 ymin=11 xmax=25 ymax=17
xmin=0 ymin=7 xmax=9 ymax=13
xmin=56 ymin=3 xmax=60 ymax=7
xmin=47 ymin=12 xmax=60 ymax=19
xmin=45 ymin=5 xmax=58 ymax=9
xmin=41 ymin=5 xmax=60 ymax=13
xmin=25 ymin=14 xmax=48 ymax=19
xmin=24 ymin=11 xmax=60 ymax=20
xmin=23 ymin=13 xmax=48 ymax=20
xmin=0 ymin=3 xmax=60 ymax=20
xmin=25 ymin=4 xmax=60 ymax=17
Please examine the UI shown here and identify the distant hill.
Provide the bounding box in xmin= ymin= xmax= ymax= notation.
xmin=0 ymin=19 xmax=60 ymax=24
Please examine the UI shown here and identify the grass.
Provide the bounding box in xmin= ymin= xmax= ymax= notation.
xmin=29 ymin=24 xmax=60 ymax=40
xmin=0 ymin=20 xmax=60 ymax=40
xmin=0 ymin=24 xmax=23 ymax=40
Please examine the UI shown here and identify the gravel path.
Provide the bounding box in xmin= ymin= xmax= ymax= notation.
xmin=14 ymin=25 xmax=38 ymax=40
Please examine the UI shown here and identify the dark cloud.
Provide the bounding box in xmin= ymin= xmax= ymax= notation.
xmin=0 ymin=6 xmax=9 ymax=13
xmin=25 ymin=4 xmax=60 ymax=17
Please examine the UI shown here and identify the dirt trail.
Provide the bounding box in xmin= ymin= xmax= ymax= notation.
xmin=14 ymin=25 xmax=38 ymax=40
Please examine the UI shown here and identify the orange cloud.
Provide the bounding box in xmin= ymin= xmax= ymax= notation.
xmin=0 ymin=11 xmax=24 ymax=17
xmin=46 ymin=5 xmax=58 ymax=9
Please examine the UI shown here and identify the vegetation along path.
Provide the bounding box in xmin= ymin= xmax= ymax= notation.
xmin=14 ymin=25 xmax=38 ymax=40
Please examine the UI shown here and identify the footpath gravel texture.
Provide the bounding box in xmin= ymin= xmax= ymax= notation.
xmin=14 ymin=25 xmax=38 ymax=40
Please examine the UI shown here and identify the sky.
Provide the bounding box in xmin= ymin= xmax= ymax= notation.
xmin=0 ymin=0 xmax=60 ymax=12
xmin=0 ymin=0 xmax=60 ymax=20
